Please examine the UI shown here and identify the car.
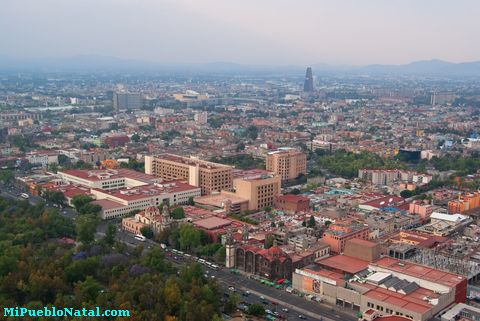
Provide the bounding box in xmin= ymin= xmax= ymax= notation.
xmin=228 ymin=286 xmax=235 ymax=292
xmin=282 ymin=308 xmax=289 ymax=312
xmin=271 ymin=301 xmax=277 ymax=305
xmin=298 ymin=315 xmax=307 ymax=320
xmin=242 ymin=291 xmax=250 ymax=296
xmin=262 ymin=301 xmax=269 ymax=305
xmin=210 ymin=275 xmax=215 ymax=279
xmin=265 ymin=309 xmax=272 ymax=315
xmin=260 ymin=295 xmax=265 ymax=300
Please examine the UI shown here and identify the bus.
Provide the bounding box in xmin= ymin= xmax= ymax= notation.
xmin=20 ymin=193 xmax=29 ymax=199
xmin=211 ymin=264 xmax=219 ymax=270
xmin=134 ymin=234 xmax=146 ymax=242
xmin=198 ymin=259 xmax=206 ymax=264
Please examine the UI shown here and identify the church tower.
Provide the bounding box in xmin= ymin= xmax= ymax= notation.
xmin=225 ymin=228 xmax=236 ymax=268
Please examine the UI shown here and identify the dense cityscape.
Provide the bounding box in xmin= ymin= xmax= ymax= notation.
xmin=2 ymin=1 xmax=480 ymax=321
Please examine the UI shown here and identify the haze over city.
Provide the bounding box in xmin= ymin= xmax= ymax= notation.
xmin=1 ymin=0 xmax=479 ymax=65
xmin=2 ymin=2 xmax=480 ymax=321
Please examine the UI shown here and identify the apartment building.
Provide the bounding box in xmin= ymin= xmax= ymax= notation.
xmin=322 ymin=220 xmax=370 ymax=253
xmin=145 ymin=154 xmax=233 ymax=195
xmin=266 ymin=148 xmax=306 ymax=181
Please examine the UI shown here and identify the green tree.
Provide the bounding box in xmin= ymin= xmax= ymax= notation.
xmin=400 ymin=190 xmax=414 ymax=198
xmin=0 ymin=170 xmax=14 ymax=184
xmin=76 ymin=214 xmax=99 ymax=245
xmin=141 ymin=226 xmax=154 ymax=239
xmin=264 ymin=235 xmax=275 ymax=249
xmin=187 ymin=196 xmax=195 ymax=206
xmin=171 ymin=207 xmax=185 ymax=219
xmin=71 ymin=195 xmax=94 ymax=212
xmin=307 ymin=215 xmax=316 ymax=228
xmin=131 ymin=133 xmax=140 ymax=142
xmin=224 ymin=293 xmax=239 ymax=314
xmin=104 ymin=223 xmax=116 ymax=246
xmin=248 ymin=303 xmax=265 ymax=317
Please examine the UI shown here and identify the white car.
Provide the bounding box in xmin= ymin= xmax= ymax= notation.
xmin=228 ymin=286 xmax=235 ymax=292
xmin=282 ymin=308 xmax=289 ymax=312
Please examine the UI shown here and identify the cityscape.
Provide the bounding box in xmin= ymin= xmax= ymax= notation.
xmin=1 ymin=1 xmax=480 ymax=321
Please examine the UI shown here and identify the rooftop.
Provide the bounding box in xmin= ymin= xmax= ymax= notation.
xmin=316 ymin=254 xmax=369 ymax=275
xmin=154 ymin=153 xmax=232 ymax=170
xmin=60 ymin=168 xmax=157 ymax=183
xmin=371 ymin=257 xmax=466 ymax=288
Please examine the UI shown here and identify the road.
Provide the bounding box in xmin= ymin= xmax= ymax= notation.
xmin=0 ymin=186 xmax=356 ymax=321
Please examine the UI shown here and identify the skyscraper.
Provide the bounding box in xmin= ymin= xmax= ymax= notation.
xmin=113 ymin=92 xmax=142 ymax=111
xmin=303 ymin=67 xmax=314 ymax=92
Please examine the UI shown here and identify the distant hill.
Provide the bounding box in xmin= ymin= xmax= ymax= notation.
xmin=0 ymin=55 xmax=479 ymax=76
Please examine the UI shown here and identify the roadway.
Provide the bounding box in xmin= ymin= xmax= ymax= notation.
xmin=0 ymin=186 xmax=356 ymax=321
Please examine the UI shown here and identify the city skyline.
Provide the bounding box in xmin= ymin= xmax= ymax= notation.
xmin=1 ymin=0 xmax=479 ymax=65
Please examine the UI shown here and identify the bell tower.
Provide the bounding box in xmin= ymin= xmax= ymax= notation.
xmin=225 ymin=228 xmax=236 ymax=268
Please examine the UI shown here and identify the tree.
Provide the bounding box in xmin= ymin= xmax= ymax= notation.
xmin=248 ymin=304 xmax=265 ymax=317
xmin=307 ymin=215 xmax=316 ymax=228
xmin=324 ymin=220 xmax=332 ymax=228
xmin=236 ymin=142 xmax=245 ymax=152
xmin=71 ymin=195 xmax=94 ymax=212
xmin=400 ymin=190 xmax=414 ymax=198
xmin=170 ymin=207 xmax=185 ymax=219
xmin=76 ymin=214 xmax=99 ymax=245
xmin=104 ymin=223 xmax=116 ymax=246
xmin=0 ymin=170 xmax=14 ymax=184
xmin=245 ymin=125 xmax=259 ymax=141
xmin=141 ymin=226 xmax=154 ymax=239
xmin=224 ymin=293 xmax=239 ymax=314
xmin=43 ymin=190 xmax=66 ymax=205
xmin=79 ymin=203 xmax=102 ymax=216
xmin=264 ymin=235 xmax=275 ymax=249
xmin=131 ymin=133 xmax=140 ymax=142
xmin=187 ymin=196 xmax=195 ymax=206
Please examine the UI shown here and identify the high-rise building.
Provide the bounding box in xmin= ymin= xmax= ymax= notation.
xmin=231 ymin=170 xmax=281 ymax=211
xmin=194 ymin=112 xmax=208 ymax=124
xmin=144 ymin=154 xmax=233 ymax=195
xmin=266 ymin=148 xmax=307 ymax=181
xmin=113 ymin=92 xmax=142 ymax=111
xmin=303 ymin=67 xmax=314 ymax=92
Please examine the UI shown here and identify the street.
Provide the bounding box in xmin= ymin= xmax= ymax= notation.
xmin=0 ymin=186 xmax=356 ymax=321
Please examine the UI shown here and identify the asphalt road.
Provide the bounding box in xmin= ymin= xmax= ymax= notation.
xmin=0 ymin=187 xmax=356 ymax=321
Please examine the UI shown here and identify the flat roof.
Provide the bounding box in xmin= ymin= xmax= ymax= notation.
xmin=371 ymin=257 xmax=466 ymax=288
xmin=60 ymin=168 xmax=157 ymax=183
xmin=94 ymin=181 xmax=199 ymax=201
xmin=316 ymin=254 xmax=369 ymax=275
xmin=154 ymin=153 xmax=231 ymax=170
xmin=92 ymin=199 xmax=124 ymax=211
xmin=193 ymin=216 xmax=232 ymax=230
xmin=194 ymin=192 xmax=248 ymax=208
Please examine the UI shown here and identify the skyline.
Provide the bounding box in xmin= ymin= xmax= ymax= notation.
xmin=1 ymin=0 xmax=479 ymax=66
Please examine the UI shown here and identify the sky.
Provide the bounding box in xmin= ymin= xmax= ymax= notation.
xmin=0 ymin=0 xmax=479 ymax=66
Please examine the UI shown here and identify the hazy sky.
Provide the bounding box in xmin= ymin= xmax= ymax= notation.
xmin=1 ymin=0 xmax=479 ymax=65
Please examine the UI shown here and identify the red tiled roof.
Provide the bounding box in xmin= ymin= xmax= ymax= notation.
xmin=371 ymin=257 xmax=466 ymax=287
xmin=316 ymin=254 xmax=369 ymax=274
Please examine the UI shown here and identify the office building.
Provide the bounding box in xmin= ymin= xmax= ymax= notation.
xmin=229 ymin=169 xmax=281 ymax=211
xmin=303 ymin=67 xmax=314 ymax=92
xmin=144 ymin=154 xmax=233 ymax=195
xmin=266 ymin=148 xmax=307 ymax=181
xmin=113 ymin=92 xmax=142 ymax=111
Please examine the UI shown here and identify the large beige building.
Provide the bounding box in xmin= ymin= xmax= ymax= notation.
xmin=145 ymin=154 xmax=233 ymax=195
xmin=230 ymin=169 xmax=281 ymax=211
xmin=266 ymin=148 xmax=307 ymax=181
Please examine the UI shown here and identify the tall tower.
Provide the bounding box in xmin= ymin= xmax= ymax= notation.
xmin=303 ymin=67 xmax=314 ymax=92
xmin=225 ymin=229 xmax=236 ymax=268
